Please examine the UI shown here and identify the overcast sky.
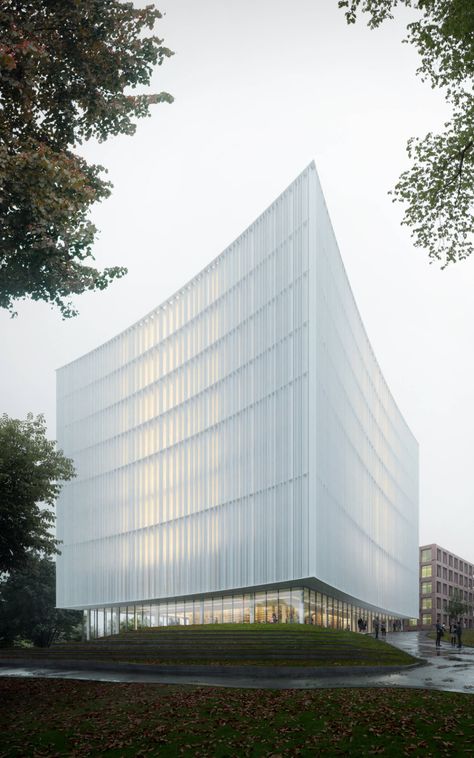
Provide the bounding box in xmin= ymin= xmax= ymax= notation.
xmin=1 ymin=1 xmax=473 ymax=561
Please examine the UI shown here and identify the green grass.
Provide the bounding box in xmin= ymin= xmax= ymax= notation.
xmin=0 ymin=678 xmax=472 ymax=756
xmin=0 ymin=625 xmax=417 ymax=667
xmin=427 ymin=629 xmax=474 ymax=647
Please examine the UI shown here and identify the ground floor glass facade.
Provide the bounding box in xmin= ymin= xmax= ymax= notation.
xmin=84 ymin=586 xmax=402 ymax=639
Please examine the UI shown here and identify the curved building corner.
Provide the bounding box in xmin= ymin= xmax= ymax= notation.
xmin=56 ymin=163 xmax=419 ymax=636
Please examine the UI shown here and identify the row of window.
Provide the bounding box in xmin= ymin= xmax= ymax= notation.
xmin=421 ymin=596 xmax=472 ymax=610
xmin=84 ymin=586 xmax=403 ymax=638
xmin=420 ymin=565 xmax=473 ymax=587
xmin=421 ymin=581 xmax=473 ymax=599
xmin=420 ymin=547 xmax=473 ymax=576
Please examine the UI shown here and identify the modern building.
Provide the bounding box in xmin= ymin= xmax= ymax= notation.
xmin=415 ymin=543 xmax=474 ymax=630
xmin=56 ymin=162 xmax=419 ymax=637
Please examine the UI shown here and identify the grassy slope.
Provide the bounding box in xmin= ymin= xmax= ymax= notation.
xmin=0 ymin=625 xmax=417 ymax=667
xmin=0 ymin=678 xmax=472 ymax=757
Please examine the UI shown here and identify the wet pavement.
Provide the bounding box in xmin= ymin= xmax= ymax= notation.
xmin=1 ymin=632 xmax=473 ymax=692
xmin=367 ymin=630 xmax=474 ymax=695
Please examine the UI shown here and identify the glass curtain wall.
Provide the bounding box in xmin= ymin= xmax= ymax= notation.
xmin=85 ymin=587 xmax=399 ymax=638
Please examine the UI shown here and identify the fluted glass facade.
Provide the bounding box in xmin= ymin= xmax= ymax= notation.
xmin=56 ymin=163 xmax=419 ymax=627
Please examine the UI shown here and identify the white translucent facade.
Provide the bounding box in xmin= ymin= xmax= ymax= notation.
xmin=56 ymin=163 xmax=419 ymax=625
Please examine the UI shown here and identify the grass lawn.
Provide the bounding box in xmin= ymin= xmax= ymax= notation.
xmin=0 ymin=625 xmax=417 ymax=668
xmin=0 ymin=678 xmax=472 ymax=756
xmin=427 ymin=629 xmax=474 ymax=647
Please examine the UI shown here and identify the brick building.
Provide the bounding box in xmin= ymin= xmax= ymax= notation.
xmin=415 ymin=544 xmax=474 ymax=630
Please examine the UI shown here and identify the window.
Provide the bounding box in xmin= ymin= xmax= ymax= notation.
xmin=421 ymin=566 xmax=432 ymax=578
xmin=436 ymin=582 xmax=441 ymax=593
xmin=408 ymin=618 xmax=418 ymax=627
xmin=436 ymin=598 xmax=441 ymax=609
xmin=449 ymin=555 xmax=453 ymax=566
xmin=421 ymin=598 xmax=432 ymax=609
xmin=454 ymin=558 xmax=458 ymax=569
xmin=422 ymin=614 xmax=432 ymax=625
xmin=437 ymin=566 xmax=441 ymax=577
xmin=422 ymin=582 xmax=432 ymax=595
xmin=449 ymin=586 xmax=453 ymax=596
xmin=454 ymin=572 xmax=458 ymax=583
xmin=443 ymin=583 xmax=447 ymax=595
xmin=437 ymin=549 xmax=441 ymax=561
xmin=443 ymin=567 xmax=447 ymax=579
xmin=421 ymin=548 xmax=432 ymax=563
xmin=443 ymin=552 xmax=447 ymax=564
xmin=449 ymin=570 xmax=453 ymax=581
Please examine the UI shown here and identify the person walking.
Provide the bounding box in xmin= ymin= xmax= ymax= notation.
xmin=450 ymin=622 xmax=457 ymax=647
xmin=456 ymin=620 xmax=463 ymax=649
xmin=435 ymin=618 xmax=444 ymax=647
xmin=373 ymin=616 xmax=380 ymax=640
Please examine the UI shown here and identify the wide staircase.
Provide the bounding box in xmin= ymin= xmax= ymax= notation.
xmin=0 ymin=626 xmax=413 ymax=667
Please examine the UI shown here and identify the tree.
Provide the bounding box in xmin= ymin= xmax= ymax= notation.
xmin=0 ymin=413 xmax=75 ymax=573
xmin=0 ymin=1 xmax=173 ymax=317
xmin=446 ymin=587 xmax=470 ymax=620
xmin=339 ymin=0 xmax=474 ymax=266
xmin=0 ymin=554 xmax=82 ymax=647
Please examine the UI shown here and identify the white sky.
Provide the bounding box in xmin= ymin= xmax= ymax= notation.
xmin=1 ymin=0 xmax=473 ymax=561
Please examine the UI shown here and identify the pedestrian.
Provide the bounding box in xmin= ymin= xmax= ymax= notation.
xmin=373 ymin=616 xmax=380 ymax=640
xmin=358 ymin=617 xmax=363 ymax=632
xmin=435 ymin=618 xmax=444 ymax=647
xmin=450 ymin=622 xmax=457 ymax=647
xmin=381 ymin=620 xmax=386 ymax=639
xmin=456 ymin=620 xmax=463 ymax=649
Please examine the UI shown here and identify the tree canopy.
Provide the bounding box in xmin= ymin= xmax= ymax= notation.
xmin=0 ymin=554 xmax=82 ymax=647
xmin=0 ymin=413 xmax=75 ymax=573
xmin=446 ymin=588 xmax=471 ymax=620
xmin=0 ymin=0 xmax=173 ymax=317
xmin=339 ymin=0 xmax=474 ymax=266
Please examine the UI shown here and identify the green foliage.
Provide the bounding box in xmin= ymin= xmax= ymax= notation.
xmin=339 ymin=0 xmax=474 ymax=266
xmin=0 ymin=554 xmax=82 ymax=647
xmin=338 ymin=0 xmax=409 ymax=28
xmin=0 ymin=1 xmax=173 ymax=316
xmin=0 ymin=680 xmax=473 ymax=755
xmin=446 ymin=587 xmax=471 ymax=619
xmin=0 ymin=413 xmax=75 ymax=573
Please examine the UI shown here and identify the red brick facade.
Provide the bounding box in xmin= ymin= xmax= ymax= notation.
xmin=412 ymin=544 xmax=474 ymax=631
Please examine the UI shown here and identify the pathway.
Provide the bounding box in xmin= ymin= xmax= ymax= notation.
xmin=1 ymin=632 xmax=473 ymax=693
